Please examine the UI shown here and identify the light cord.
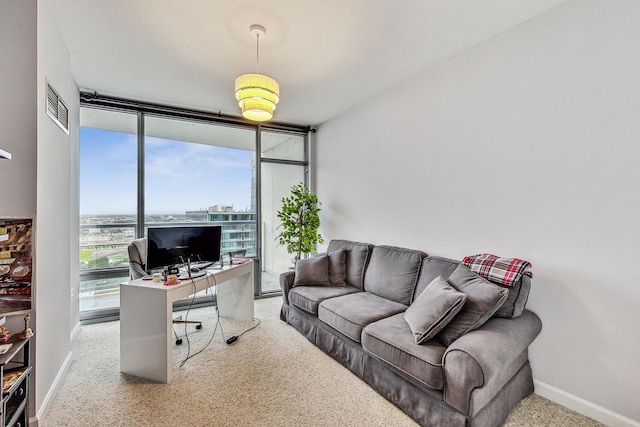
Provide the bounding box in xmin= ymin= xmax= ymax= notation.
xmin=256 ymin=33 xmax=260 ymax=74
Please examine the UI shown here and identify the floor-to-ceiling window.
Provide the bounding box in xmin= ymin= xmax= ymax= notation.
xmin=143 ymin=116 xmax=257 ymax=303
xmin=78 ymin=96 xmax=309 ymax=321
xmin=79 ymin=109 xmax=137 ymax=315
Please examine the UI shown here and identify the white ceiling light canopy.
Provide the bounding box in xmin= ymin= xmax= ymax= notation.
xmin=234 ymin=24 xmax=280 ymax=122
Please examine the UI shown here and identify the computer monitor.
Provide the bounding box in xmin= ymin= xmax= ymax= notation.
xmin=146 ymin=226 xmax=222 ymax=271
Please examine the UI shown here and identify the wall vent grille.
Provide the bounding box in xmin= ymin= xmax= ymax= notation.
xmin=46 ymin=82 xmax=70 ymax=134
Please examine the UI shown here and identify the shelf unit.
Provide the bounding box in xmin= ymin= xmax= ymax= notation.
xmin=0 ymin=336 xmax=30 ymax=427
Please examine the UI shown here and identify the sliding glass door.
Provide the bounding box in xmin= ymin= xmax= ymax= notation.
xmin=259 ymin=131 xmax=307 ymax=294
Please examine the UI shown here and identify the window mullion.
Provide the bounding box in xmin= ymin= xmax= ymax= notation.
xmin=137 ymin=112 xmax=145 ymax=238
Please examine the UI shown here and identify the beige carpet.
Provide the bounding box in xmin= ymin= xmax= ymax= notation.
xmin=41 ymin=297 xmax=602 ymax=427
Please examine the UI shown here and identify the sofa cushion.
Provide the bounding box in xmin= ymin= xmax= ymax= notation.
xmin=318 ymin=292 xmax=407 ymax=342
xmin=327 ymin=240 xmax=373 ymax=289
xmin=289 ymin=285 xmax=361 ymax=315
xmin=494 ymin=275 xmax=531 ymax=318
xmin=404 ymin=276 xmax=467 ymax=344
xmin=362 ymin=313 xmax=447 ymax=390
xmin=327 ymin=249 xmax=347 ymax=286
xmin=413 ymin=256 xmax=461 ymax=301
xmin=436 ymin=265 xmax=508 ymax=346
xmin=364 ymin=245 xmax=427 ymax=305
xmin=293 ymin=255 xmax=330 ymax=287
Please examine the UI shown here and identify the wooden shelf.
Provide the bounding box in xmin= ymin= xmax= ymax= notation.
xmin=0 ymin=337 xmax=28 ymax=367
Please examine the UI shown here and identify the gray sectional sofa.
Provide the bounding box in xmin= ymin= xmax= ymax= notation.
xmin=279 ymin=239 xmax=542 ymax=426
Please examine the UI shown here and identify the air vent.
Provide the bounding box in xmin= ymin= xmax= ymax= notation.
xmin=46 ymin=82 xmax=70 ymax=134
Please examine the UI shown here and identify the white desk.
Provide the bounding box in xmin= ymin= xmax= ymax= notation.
xmin=120 ymin=261 xmax=254 ymax=383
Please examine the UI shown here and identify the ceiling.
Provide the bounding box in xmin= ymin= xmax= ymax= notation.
xmin=49 ymin=0 xmax=567 ymax=126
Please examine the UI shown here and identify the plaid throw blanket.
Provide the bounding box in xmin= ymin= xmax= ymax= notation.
xmin=462 ymin=254 xmax=532 ymax=287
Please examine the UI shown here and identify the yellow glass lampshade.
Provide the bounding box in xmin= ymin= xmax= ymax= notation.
xmin=235 ymin=73 xmax=280 ymax=122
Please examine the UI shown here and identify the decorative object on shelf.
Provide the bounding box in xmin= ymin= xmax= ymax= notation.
xmin=18 ymin=314 xmax=33 ymax=339
xmin=235 ymin=24 xmax=280 ymax=122
xmin=0 ymin=218 xmax=33 ymax=315
xmin=276 ymin=182 xmax=324 ymax=264
xmin=0 ymin=343 xmax=12 ymax=355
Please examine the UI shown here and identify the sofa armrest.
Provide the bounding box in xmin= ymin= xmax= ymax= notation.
xmin=280 ymin=271 xmax=295 ymax=305
xmin=442 ymin=309 xmax=542 ymax=415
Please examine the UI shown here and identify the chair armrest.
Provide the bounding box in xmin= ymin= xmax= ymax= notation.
xmin=442 ymin=309 xmax=542 ymax=415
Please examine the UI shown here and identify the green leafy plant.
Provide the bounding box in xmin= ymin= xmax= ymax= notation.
xmin=276 ymin=182 xmax=324 ymax=262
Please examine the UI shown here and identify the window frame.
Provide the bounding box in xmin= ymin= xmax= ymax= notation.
xmin=79 ymin=94 xmax=310 ymax=322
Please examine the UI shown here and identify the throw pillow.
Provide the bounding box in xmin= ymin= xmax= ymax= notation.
xmin=404 ymin=276 xmax=467 ymax=344
xmin=293 ymin=255 xmax=331 ymax=287
xmin=327 ymin=249 xmax=347 ymax=286
xmin=436 ymin=265 xmax=508 ymax=346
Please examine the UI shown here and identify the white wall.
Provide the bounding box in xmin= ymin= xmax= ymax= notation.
xmin=0 ymin=0 xmax=37 ymax=214
xmin=316 ymin=0 xmax=640 ymax=424
xmin=36 ymin=0 xmax=78 ymax=419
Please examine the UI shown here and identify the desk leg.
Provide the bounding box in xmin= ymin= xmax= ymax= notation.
xmin=217 ymin=267 xmax=254 ymax=321
xmin=120 ymin=286 xmax=172 ymax=383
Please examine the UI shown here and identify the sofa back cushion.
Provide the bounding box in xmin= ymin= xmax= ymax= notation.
xmin=364 ymin=245 xmax=427 ymax=305
xmin=494 ymin=274 xmax=531 ymax=318
xmin=413 ymin=256 xmax=460 ymax=302
xmin=327 ymin=240 xmax=373 ymax=289
xmin=327 ymin=249 xmax=347 ymax=286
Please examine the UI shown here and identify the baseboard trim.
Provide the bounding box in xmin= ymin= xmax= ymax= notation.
xmin=35 ymin=350 xmax=73 ymax=424
xmin=534 ymin=379 xmax=640 ymax=427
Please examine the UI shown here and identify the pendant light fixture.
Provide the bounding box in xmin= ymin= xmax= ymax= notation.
xmin=235 ymin=25 xmax=280 ymax=122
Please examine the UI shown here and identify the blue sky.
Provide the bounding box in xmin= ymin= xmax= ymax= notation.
xmin=80 ymin=127 xmax=253 ymax=215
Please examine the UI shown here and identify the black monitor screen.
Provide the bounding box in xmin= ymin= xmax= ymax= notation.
xmin=146 ymin=226 xmax=221 ymax=271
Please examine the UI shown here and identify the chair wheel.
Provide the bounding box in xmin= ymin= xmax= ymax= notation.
xmin=176 ymin=338 xmax=183 ymax=345
xmin=196 ymin=324 xmax=202 ymax=330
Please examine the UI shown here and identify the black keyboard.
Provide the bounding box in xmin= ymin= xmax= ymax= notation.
xmin=190 ymin=261 xmax=214 ymax=270
xmin=178 ymin=267 xmax=208 ymax=278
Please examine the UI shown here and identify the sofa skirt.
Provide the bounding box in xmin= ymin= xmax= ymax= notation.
xmin=282 ymin=302 xmax=534 ymax=427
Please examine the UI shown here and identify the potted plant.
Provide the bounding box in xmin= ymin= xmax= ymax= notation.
xmin=276 ymin=182 xmax=324 ymax=264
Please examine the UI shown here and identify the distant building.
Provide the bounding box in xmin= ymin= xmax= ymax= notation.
xmin=185 ymin=210 xmax=208 ymax=222
xmin=185 ymin=205 xmax=256 ymax=256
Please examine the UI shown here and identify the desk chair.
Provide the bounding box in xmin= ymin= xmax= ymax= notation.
xmin=127 ymin=237 xmax=202 ymax=344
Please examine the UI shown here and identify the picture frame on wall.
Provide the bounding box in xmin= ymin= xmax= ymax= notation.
xmin=0 ymin=218 xmax=33 ymax=316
